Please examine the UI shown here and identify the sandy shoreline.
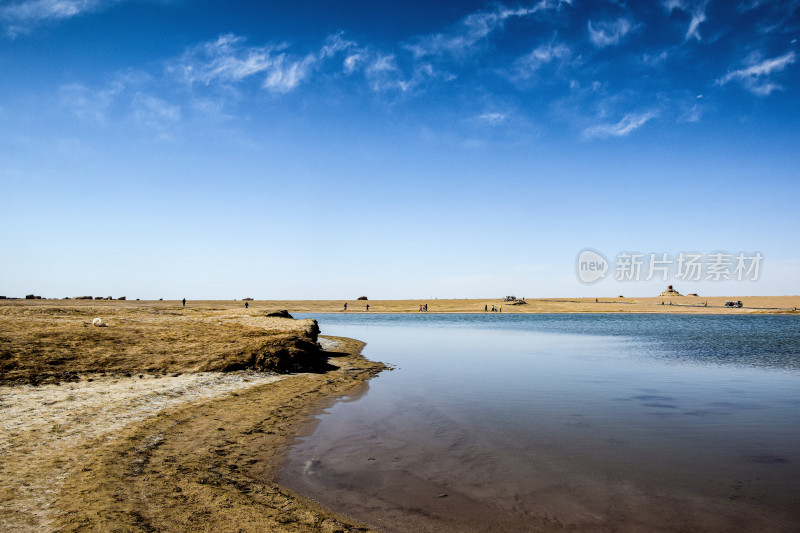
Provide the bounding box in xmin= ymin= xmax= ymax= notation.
xmin=0 ymin=371 xmax=285 ymax=530
xmin=1 ymin=301 xmax=387 ymax=531
xmin=51 ymin=334 xmax=386 ymax=532
xmin=1 ymin=335 xmax=385 ymax=532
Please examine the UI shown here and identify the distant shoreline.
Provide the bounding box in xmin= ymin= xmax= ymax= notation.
xmin=3 ymin=296 xmax=798 ymax=314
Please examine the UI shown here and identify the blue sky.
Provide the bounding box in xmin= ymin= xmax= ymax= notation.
xmin=1 ymin=0 xmax=798 ymax=299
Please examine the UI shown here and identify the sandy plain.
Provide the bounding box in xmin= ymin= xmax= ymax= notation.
xmin=243 ymin=295 xmax=799 ymax=314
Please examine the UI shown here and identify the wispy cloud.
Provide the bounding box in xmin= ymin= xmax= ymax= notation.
xmin=130 ymin=92 xmax=180 ymax=140
xmin=662 ymin=0 xmax=688 ymax=10
xmin=685 ymin=7 xmax=707 ymax=41
xmin=171 ymin=34 xmax=282 ymax=86
xmin=477 ymin=112 xmax=508 ymax=124
xmin=358 ymin=52 xmax=443 ymax=93
xmin=588 ymin=18 xmax=634 ymax=48
xmin=0 ymin=0 xmax=122 ymax=37
xmin=511 ymin=43 xmax=571 ymax=80
xmin=59 ymin=82 xmax=122 ymax=124
xmin=678 ymin=102 xmax=703 ymax=123
xmin=406 ymin=1 xmax=571 ymax=59
xmin=661 ymin=0 xmax=709 ymax=41
xmin=642 ymin=50 xmax=669 ymax=67
xmin=716 ymin=51 xmax=797 ymax=95
xmin=170 ymin=33 xmax=357 ymax=94
xmin=583 ymin=110 xmax=658 ymax=138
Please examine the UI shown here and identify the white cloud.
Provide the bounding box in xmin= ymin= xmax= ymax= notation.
xmin=716 ymin=51 xmax=797 ymax=95
xmin=262 ymin=55 xmax=316 ymax=93
xmin=678 ymin=103 xmax=703 ymax=123
xmin=588 ymin=18 xmax=634 ymax=48
xmin=359 ymin=53 xmax=441 ymax=93
xmin=512 ymin=43 xmax=571 ymax=80
xmin=343 ymin=53 xmax=363 ymax=74
xmin=406 ymin=1 xmax=571 ymax=59
xmin=172 ymin=34 xmax=279 ymax=85
xmin=320 ymin=32 xmax=356 ymax=59
xmin=0 ymin=0 xmax=122 ymax=37
xmin=478 ymin=112 xmax=508 ymax=124
xmin=685 ymin=8 xmax=706 ymax=41
xmin=661 ymin=0 xmax=685 ymax=10
xmin=171 ymin=33 xmax=357 ymax=94
xmin=132 ymin=93 xmax=179 ymax=121
xmin=583 ymin=111 xmax=657 ymax=138
xmin=130 ymin=93 xmax=180 ymax=140
xmin=660 ymin=0 xmax=709 ymax=42
xmin=643 ymin=50 xmax=669 ymax=67
xmin=737 ymin=0 xmax=769 ymax=12
xmin=360 ymin=53 xmax=402 ymax=92
xmin=59 ymin=82 xmax=120 ymax=124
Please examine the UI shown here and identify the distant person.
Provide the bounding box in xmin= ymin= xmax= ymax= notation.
xmin=245 ymin=301 xmax=249 ymax=309
xmin=343 ymin=302 xmax=347 ymax=311
xmin=485 ymin=304 xmax=488 ymax=312
xmin=366 ymin=304 xmax=370 ymax=311
xmin=499 ymin=305 xmax=502 ymax=312
xmin=595 ymin=298 xmax=598 ymax=303
xmin=182 ymin=298 xmax=186 ymax=307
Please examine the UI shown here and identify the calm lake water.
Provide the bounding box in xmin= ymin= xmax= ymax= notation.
xmin=282 ymin=314 xmax=800 ymax=532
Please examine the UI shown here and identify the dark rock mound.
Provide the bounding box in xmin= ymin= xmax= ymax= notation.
xmin=264 ymin=310 xmax=293 ymax=318
xmin=214 ymin=319 xmax=329 ymax=374
xmin=357 ymin=296 xmax=368 ymax=300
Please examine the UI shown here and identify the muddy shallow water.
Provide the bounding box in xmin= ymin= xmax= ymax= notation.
xmin=283 ymin=314 xmax=800 ymax=532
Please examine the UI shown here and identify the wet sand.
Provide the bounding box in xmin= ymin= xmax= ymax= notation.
xmin=285 ymin=402 xmax=800 ymax=533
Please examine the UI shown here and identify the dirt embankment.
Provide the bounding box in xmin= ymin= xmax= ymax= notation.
xmin=0 ymin=302 xmax=328 ymax=385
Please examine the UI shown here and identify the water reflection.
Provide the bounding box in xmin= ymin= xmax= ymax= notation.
xmin=282 ymin=314 xmax=800 ymax=532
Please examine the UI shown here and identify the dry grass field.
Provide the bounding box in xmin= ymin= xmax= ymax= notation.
xmin=0 ymin=300 xmax=328 ymax=385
